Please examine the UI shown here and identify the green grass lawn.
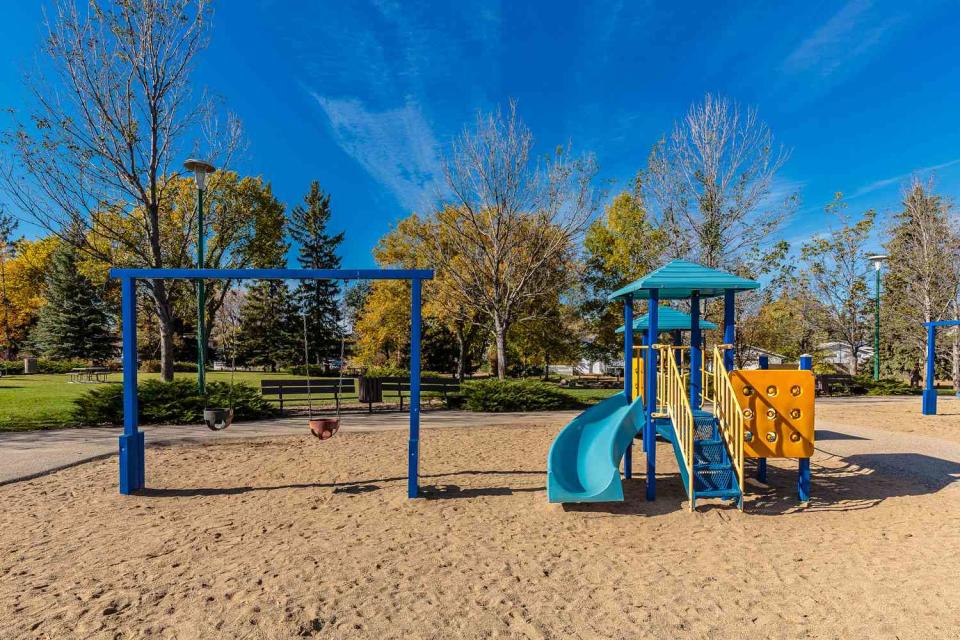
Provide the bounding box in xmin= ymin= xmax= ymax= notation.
xmin=560 ymin=386 xmax=620 ymax=404
xmin=0 ymin=371 xmax=359 ymax=432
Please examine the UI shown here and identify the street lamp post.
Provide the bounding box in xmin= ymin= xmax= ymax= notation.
xmin=184 ymin=159 xmax=216 ymax=394
xmin=867 ymin=254 xmax=888 ymax=381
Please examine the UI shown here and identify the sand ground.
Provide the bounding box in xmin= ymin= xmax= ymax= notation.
xmin=2 ymin=400 xmax=960 ymax=639
xmin=819 ymin=395 xmax=960 ymax=444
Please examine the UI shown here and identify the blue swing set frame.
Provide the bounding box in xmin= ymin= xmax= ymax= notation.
xmin=110 ymin=267 xmax=434 ymax=498
xmin=921 ymin=320 xmax=960 ymax=415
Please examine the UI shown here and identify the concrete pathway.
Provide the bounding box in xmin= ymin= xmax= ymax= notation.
xmin=3 ymin=400 xmax=960 ymax=494
xmin=813 ymin=418 xmax=960 ymax=492
xmin=0 ymin=410 xmax=580 ymax=485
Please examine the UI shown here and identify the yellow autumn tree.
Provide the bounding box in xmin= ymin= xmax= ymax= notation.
xmin=2 ymin=236 xmax=60 ymax=355
xmin=352 ymin=280 xmax=411 ymax=368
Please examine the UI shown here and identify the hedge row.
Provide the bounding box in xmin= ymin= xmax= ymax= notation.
xmin=138 ymin=360 xmax=199 ymax=373
xmin=72 ymin=379 xmax=276 ymax=426
xmin=0 ymin=359 xmax=94 ymax=374
xmin=460 ymin=379 xmax=583 ymax=412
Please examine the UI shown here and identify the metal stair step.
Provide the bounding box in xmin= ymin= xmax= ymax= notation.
xmin=693 ymin=438 xmax=726 ymax=464
xmin=694 ymin=462 xmax=730 ymax=471
xmin=694 ymin=466 xmax=737 ymax=491
xmin=694 ymin=488 xmax=742 ymax=499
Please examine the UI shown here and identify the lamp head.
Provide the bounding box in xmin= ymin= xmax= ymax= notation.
xmin=183 ymin=158 xmax=216 ymax=191
xmin=867 ymin=254 xmax=888 ymax=271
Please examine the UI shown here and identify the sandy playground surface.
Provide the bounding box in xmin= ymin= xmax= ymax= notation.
xmin=819 ymin=395 xmax=960 ymax=444
xmin=2 ymin=399 xmax=960 ymax=639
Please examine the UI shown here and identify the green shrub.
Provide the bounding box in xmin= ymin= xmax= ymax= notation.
xmin=0 ymin=360 xmax=24 ymax=374
xmin=72 ymin=379 xmax=276 ymax=426
xmin=444 ymin=393 xmax=466 ymax=409
xmin=461 ymin=379 xmax=583 ymax=412
xmin=857 ymin=376 xmax=922 ymax=396
xmin=1 ymin=358 xmax=93 ymax=374
xmin=139 ymin=360 xmax=198 ymax=373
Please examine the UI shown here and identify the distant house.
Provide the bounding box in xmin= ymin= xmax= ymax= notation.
xmin=738 ymin=346 xmax=788 ymax=370
xmin=818 ymin=341 xmax=873 ymax=372
xmin=550 ymin=358 xmax=621 ymax=377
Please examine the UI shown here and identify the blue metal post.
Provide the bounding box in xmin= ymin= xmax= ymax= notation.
xmin=689 ymin=292 xmax=702 ymax=408
xmin=119 ymin=277 xmax=144 ymax=494
xmin=798 ymin=458 xmax=811 ymax=502
xmin=645 ymin=292 xmax=659 ymax=501
xmin=756 ymin=458 xmax=768 ymax=483
xmin=408 ymin=278 xmax=423 ymax=498
xmin=798 ymin=354 xmax=813 ymax=501
xmin=723 ymin=289 xmax=736 ymax=371
xmin=755 ymin=352 xmax=769 ymax=482
xmin=640 ymin=330 xmax=649 ymax=453
xmin=922 ymin=324 xmax=938 ymax=415
xmin=623 ymin=296 xmax=633 ymax=479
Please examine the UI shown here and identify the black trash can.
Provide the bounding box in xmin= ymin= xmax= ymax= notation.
xmin=358 ymin=376 xmax=383 ymax=411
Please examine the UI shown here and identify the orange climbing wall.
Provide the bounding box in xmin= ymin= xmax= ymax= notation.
xmin=728 ymin=370 xmax=815 ymax=458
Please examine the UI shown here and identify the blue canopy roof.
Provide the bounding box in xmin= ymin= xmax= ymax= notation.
xmin=609 ymin=259 xmax=760 ymax=301
xmin=615 ymin=306 xmax=718 ymax=334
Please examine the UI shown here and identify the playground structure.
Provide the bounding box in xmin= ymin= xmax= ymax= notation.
xmin=921 ymin=320 xmax=960 ymax=415
xmin=109 ymin=267 xmax=433 ymax=497
xmin=547 ymin=260 xmax=816 ymax=510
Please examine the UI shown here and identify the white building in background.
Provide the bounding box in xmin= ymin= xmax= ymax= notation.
xmin=551 ymin=359 xmax=619 ymax=376
xmin=738 ymin=346 xmax=788 ymax=370
xmin=818 ymin=341 xmax=874 ymax=371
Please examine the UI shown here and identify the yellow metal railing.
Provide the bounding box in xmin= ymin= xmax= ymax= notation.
xmin=660 ymin=347 xmax=695 ymax=507
xmin=711 ymin=346 xmax=745 ymax=504
xmin=701 ymin=350 xmax=715 ymax=406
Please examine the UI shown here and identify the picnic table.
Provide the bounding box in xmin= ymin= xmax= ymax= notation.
xmin=68 ymin=367 xmax=111 ymax=383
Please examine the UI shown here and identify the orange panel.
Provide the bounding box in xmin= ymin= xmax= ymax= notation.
xmin=728 ymin=370 xmax=815 ymax=458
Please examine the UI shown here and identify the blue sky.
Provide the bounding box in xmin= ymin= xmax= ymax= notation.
xmin=2 ymin=0 xmax=959 ymax=266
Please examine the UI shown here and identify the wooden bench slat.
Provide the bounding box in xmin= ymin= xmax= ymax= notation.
xmin=260 ymin=378 xmax=356 ymax=387
xmin=261 ymin=385 xmax=353 ymax=395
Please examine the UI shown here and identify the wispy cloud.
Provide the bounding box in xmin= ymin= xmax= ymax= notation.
xmin=285 ymin=1 xmax=501 ymax=213
xmin=848 ymin=158 xmax=960 ymax=199
xmin=313 ymin=94 xmax=441 ymax=212
xmin=782 ymin=0 xmax=904 ymax=79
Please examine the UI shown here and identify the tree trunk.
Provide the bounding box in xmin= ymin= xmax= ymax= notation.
xmin=493 ymin=317 xmax=508 ymax=380
xmin=158 ymin=318 xmax=175 ymax=382
xmin=952 ymin=327 xmax=959 ymax=393
xmin=455 ymin=322 xmax=466 ymax=382
xmin=147 ymin=281 xmax=177 ymax=382
xmin=848 ymin=346 xmax=858 ymax=376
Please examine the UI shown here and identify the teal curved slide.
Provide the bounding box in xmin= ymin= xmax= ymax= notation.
xmin=547 ymin=392 xmax=645 ymax=503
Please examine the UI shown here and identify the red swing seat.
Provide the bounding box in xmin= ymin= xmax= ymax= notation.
xmin=309 ymin=417 xmax=340 ymax=440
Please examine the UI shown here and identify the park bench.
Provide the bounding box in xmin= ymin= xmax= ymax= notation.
xmin=259 ymin=378 xmax=357 ymax=413
xmin=374 ymin=376 xmax=460 ymax=411
xmin=68 ymin=367 xmax=110 ymax=383
xmin=815 ymin=374 xmax=867 ymax=396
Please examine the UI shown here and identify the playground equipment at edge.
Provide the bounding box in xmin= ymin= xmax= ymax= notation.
xmin=547 ymin=260 xmax=815 ymax=510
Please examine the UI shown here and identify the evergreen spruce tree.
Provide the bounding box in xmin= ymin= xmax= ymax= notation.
xmin=235 ymin=281 xmax=302 ymax=371
xmin=32 ymin=244 xmax=115 ymax=361
xmin=290 ymin=182 xmax=344 ymax=369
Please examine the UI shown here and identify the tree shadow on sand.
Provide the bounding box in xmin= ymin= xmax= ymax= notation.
xmin=561 ymin=451 xmax=960 ymax=516
xmin=744 ymin=452 xmax=960 ymax=515
xmin=138 ymin=452 xmax=960 ymax=516
xmin=815 ymin=429 xmax=869 ymax=441
xmin=140 ymin=469 xmax=545 ymax=499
